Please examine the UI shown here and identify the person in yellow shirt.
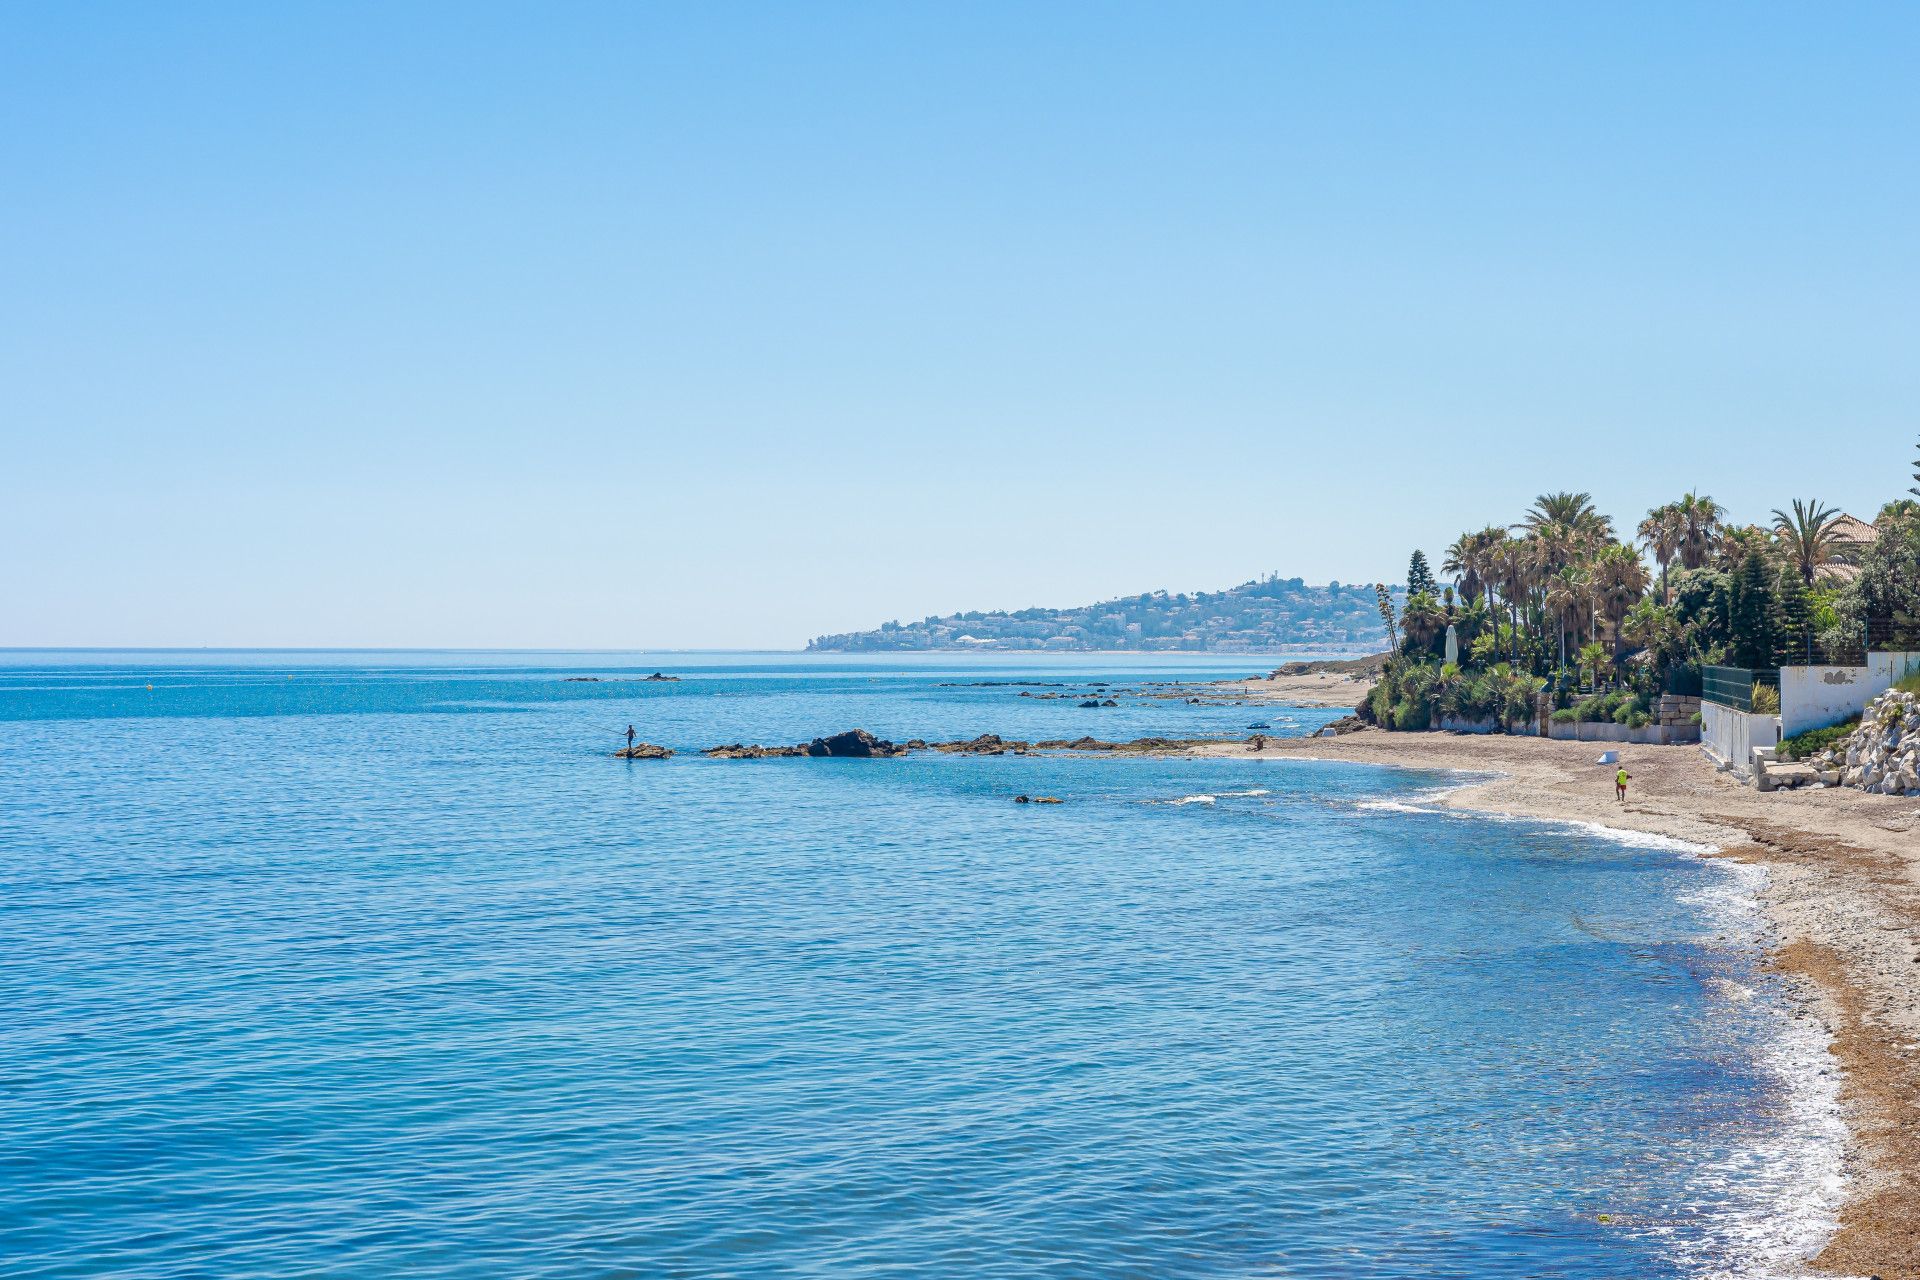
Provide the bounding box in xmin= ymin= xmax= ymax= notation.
xmin=1615 ymin=764 xmax=1630 ymax=803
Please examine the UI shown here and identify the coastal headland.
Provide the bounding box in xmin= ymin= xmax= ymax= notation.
xmin=1198 ymin=726 xmax=1920 ymax=1278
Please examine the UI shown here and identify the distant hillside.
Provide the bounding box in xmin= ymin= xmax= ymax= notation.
xmin=807 ymin=576 xmax=1404 ymax=653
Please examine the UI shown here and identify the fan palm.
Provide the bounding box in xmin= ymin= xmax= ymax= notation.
xmin=1591 ymin=543 xmax=1652 ymax=655
xmin=1636 ymin=504 xmax=1684 ymax=602
xmin=1673 ymin=492 xmax=1722 ymax=570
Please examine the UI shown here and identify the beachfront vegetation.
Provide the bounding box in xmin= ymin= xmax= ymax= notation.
xmin=1780 ymin=716 xmax=1860 ymax=761
xmin=1362 ymin=457 xmax=1920 ymax=731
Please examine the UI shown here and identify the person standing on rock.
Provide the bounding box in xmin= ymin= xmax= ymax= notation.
xmin=1615 ymin=763 xmax=1630 ymax=803
xmin=626 ymin=725 xmax=637 ymax=753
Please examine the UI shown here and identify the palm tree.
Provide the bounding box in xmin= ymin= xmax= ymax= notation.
xmin=1673 ymin=492 xmax=1722 ymax=570
xmin=1525 ymin=492 xmax=1612 ymax=541
xmin=1637 ymin=503 xmax=1684 ymax=602
xmin=1770 ymin=498 xmax=1845 ymax=585
xmin=1543 ymin=567 xmax=1584 ymax=671
xmin=1591 ymin=543 xmax=1651 ymax=656
xmin=1493 ymin=537 xmax=1531 ymax=664
xmin=1401 ymin=593 xmax=1447 ymax=654
xmin=1442 ymin=526 xmax=1505 ymax=606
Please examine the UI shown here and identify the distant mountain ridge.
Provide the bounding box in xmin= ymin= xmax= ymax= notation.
xmin=807 ymin=576 xmax=1405 ymax=653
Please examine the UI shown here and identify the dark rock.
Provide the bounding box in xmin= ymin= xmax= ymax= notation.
xmin=1100 ymin=699 xmax=1118 ymax=707
xmin=566 ymin=676 xmax=602 ymax=682
xmin=702 ymin=742 xmax=804 ymax=759
xmin=614 ymin=742 xmax=673 ymax=759
xmin=645 ymin=672 xmax=680 ymax=681
xmin=801 ymin=729 xmax=907 ymax=758
xmin=934 ymin=733 xmax=1024 ymax=755
xmin=1078 ymin=700 xmax=1102 ymax=708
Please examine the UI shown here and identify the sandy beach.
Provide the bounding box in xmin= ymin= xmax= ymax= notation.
xmin=1192 ymin=726 xmax=1920 ymax=1277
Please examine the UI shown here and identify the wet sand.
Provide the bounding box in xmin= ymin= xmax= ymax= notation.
xmin=1189 ymin=728 xmax=1920 ymax=1278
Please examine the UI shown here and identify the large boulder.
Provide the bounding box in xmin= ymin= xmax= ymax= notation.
xmin=801 ymin=729 xmax=908 ymax=757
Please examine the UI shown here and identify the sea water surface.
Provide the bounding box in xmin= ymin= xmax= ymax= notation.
xmin=0 ymin=652 xmax=1843 ymax=1278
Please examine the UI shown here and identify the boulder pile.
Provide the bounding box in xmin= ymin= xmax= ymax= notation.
xmin=1809 ymin=689 xmax=1920 ymax=795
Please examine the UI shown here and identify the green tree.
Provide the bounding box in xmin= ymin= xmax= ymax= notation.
xmin=1825 ymin=504 xmax=1920 ymax=653
xmin=1773 ymin=565 xmax=1816 ymax=665
xmin=1727 ymin=549 xmax=1779 ymax=669
xmin=1407 ymin=550 xmax=1436 ymax=597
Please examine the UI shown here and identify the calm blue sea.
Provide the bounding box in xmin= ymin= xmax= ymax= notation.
xmin=0 ymin=652 xmax=1843 ymax=1279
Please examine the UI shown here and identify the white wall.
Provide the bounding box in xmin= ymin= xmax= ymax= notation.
xmin=1780 ymin=652 xmax=1920 ymax=737
xmin=1702 ymin=702 xmax=1780 ymax=777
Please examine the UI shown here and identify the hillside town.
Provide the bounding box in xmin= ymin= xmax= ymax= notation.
xmin=806 ymin=576 xmax=1402 ymax=653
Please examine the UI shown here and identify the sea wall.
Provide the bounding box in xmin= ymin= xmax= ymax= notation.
xmin=1701 ymin=702 xmax=1780 ymax=778
xmin=1780 ymin=653 xmax=1920 ymax=738
xmin=1546 ymin=721 xmax=1692 ymax=745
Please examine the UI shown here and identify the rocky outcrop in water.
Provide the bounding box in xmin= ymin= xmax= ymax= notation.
xmin=614 ymin=742 xmax=673 ymax=759
xmin=1809 ymin=689 xmax=1920 ymax=794
xmin=695 ymin=731 xmax=1234 ymax=758
xmin=703 ymin=729 xmax=909 ymax=759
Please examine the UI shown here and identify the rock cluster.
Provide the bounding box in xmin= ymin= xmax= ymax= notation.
xmin=696 ymin=730 xmax=1234 ymax=759
xmin=1810 ymin=689 xmax=1920 ymax=795
xmin=703 ymin=729 xmax=909 ymax=759
xmin=613 ymin=742 xmax=673 ymax=759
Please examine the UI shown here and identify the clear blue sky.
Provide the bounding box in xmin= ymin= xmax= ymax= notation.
xmin=4 ymin=3 xmax=1915 ymax=648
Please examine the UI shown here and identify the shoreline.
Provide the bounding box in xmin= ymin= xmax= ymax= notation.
xmin=1191 ymin=728 xmax=1920 ymax=1279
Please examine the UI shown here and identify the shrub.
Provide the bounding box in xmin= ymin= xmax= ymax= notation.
xmin=1750 ymin=683 xmax=1781 ymax=714
xmin=1896 ymin=670 xmax=1920 ymax=696
xmin=1551 ymin=708 xmax=1577 ymax=724
xmin=1780 ymin=717 xmax=1860 ymax=761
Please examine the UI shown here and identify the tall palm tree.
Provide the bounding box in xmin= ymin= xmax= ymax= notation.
xmin=1637 ymin=503 xmax=1684 ymax=602
xmin=1591 ymin=543 xmax=1652 ymax=655
xmin=1770 ymin=498 xmax=1845 ymax=585
xmin=1525 ymin=492 xmax=1610 ymax=540
xmin=1673 ymin=492 xmax=1722 ymax=570
xmin=1442 ymin=526 xmax=1505 ymax=606
xmin=1442 ymin=532 xmax=1482 ymax=605
xmin=1543 ymin=567 xmax=1584 ymax=671
xmin=1493 ymin=537 xmax=1531 ymax=664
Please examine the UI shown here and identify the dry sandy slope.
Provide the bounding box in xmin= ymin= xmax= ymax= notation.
xmin=1188 ymin=729 xmax=1920 ymax=1279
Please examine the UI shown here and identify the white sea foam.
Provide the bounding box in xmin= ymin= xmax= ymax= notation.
xmin=1213 ymin=788 xmax=1270 ymax=798
xmin=1347 ymin=772 xmax=1849 ymax=1275
xmin=1660 ymin=857 xmax=1851 ymax=1280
